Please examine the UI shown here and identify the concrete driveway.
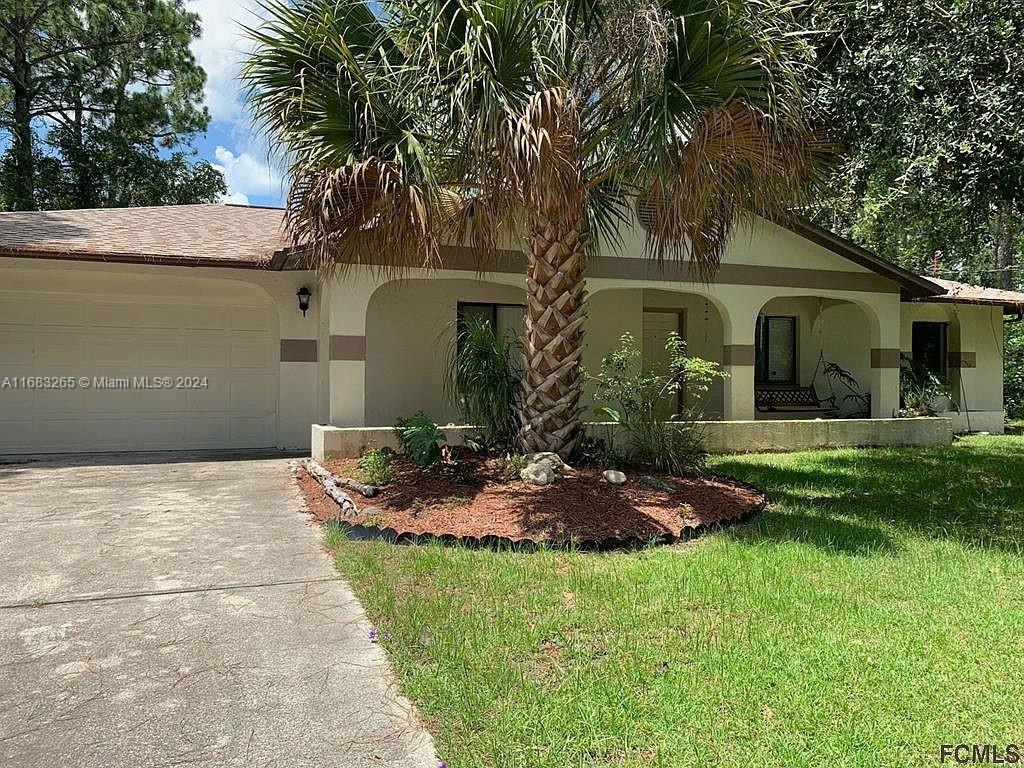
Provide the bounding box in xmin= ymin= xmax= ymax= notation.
xmin=0 ymin=453 xmax=437 ymax=768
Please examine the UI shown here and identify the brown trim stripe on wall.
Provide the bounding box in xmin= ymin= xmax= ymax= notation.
xmin=948 ymin=351 xmax=977 ymax=369
xmin=346 ymin=246 xmax=901 ymax=294
xmin=722 ymin=344 xmax=756 ymax=366
xmin=280 ymin=339 xmax=318 ymax=362
xmin=329 ymin=335 xmax=367 ymax=361
xmin=870 ymin=348 xmax=902 ymax=369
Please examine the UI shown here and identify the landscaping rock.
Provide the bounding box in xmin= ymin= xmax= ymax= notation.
xmin=603 ymin=469 xmax=627 ymax=485
xmin=525 ymin=452 xmax=572 ymax=475
xmin=521 ymin=462 xmax=557 ymax=485
xmin=639 ymin=475 xmax=678 ymax=492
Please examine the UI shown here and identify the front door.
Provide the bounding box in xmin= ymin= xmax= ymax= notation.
xmin=642 ymin=310 xmax=684 ymax=420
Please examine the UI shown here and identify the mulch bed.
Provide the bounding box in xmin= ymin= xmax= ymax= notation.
xmin=295 ymin=451 xmax=764 ymax=550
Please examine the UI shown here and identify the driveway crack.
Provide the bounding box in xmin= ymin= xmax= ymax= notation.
xmin=0 ymin=577 xmax=343 ymax=610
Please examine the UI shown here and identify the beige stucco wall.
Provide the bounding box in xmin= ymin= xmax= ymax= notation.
xmin=4 ymin=213 xmax=1008 ymax=455
xmin=901 ymin=301 xmax=1005 ymax=430
xmin=0 ymin=257 xmax=322 ymax=450
xmin=323 ymin=213 xmax=910 ymax=429
xmin=364 ymin=277 xmax=524 ymax=426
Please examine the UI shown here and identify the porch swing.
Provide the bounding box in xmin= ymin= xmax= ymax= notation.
xmin=753 ymin=305 xmax=840 ymax=416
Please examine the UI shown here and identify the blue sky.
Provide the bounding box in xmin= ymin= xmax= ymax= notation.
xmin=187 ymin=0 xmax=286 ymax=207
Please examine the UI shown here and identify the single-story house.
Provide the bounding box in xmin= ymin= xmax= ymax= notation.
xmin=1 ymin=203 xmax=1021 ymax=455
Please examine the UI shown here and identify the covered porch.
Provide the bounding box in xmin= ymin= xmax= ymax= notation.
xmin=323 ymin=270 xmax=904 ymax=431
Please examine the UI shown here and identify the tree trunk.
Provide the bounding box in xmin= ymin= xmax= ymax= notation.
xmin=10 ymin=15 xmax=35 ymax=211
xmin=994 ymin=202 xmax=1017 ymax=290
xmin=517 ymin=202 xmax=588 ymax=458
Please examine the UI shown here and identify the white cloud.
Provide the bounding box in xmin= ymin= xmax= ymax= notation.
xmin=221 ymin=190 xmax=250 ymax=205
xmin=186 ymin=0 xmax=262 ymax=125
xmin=212 ymin=146 xmax=284 ymax=203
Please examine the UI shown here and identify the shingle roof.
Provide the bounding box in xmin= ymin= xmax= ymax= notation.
xmin=920 ymin=277 xmax=1024 ymax=313
xmin=0 ymin=203 xmax=289 ymax=268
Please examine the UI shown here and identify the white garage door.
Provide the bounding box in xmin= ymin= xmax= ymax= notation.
xmin=0 ymin=270 xmax=279 ymax=454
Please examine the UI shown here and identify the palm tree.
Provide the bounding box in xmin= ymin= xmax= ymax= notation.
xmin=244 ymin=0 xmax=827 ymax=457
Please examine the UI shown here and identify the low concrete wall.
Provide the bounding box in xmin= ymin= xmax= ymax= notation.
xmin=693 ymin=417 xmax=952 ymax=454
xmin=312 ymin=417 xmax=953 ymax=460
xmin=942 ymin=411 xmax=1005 ymax=435
xmin=312 ymin=424 xmax=478 ymax=461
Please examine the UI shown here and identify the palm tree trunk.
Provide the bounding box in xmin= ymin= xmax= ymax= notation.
xmin=518 ymin=202 xmax=588 ymax=457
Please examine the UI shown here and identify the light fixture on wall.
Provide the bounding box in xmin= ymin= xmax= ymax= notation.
xmin=296 ymin=286 xmax=312 ymax=317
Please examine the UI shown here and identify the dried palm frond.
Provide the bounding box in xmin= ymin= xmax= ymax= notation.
xmin=639 ymin=100 xmax=834 ymax=278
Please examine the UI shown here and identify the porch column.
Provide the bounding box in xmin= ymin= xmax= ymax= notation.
xmin=326 ymin=273 xmax=381 ymax=426
xmin=866 ymin=295 xmax=902 ymax=418
xmin=722 ymin=342 xmax=756 ymax=421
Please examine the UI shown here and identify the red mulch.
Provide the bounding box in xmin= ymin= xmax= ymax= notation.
xmin=295 ymin=452 xmax=764 ymax=547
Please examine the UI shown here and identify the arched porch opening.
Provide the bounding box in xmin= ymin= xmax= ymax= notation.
xmin=365 ymin=276 xmax=523 ymax=426
xmin=587 ymin=287 xmax=728 ymax=419
xmin=753 ymin=296 xmax=878 ymax=419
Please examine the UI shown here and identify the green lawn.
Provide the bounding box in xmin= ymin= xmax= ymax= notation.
xmin=326 ymin=435 xmax=1024 ymax=767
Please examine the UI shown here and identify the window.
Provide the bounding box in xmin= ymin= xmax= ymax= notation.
xmin=755 ymin=315 xmax=797 ymax=384
xmin=912 ymin=321 xmax=948 ymax=377
xmin=456 ymin=302 xmax=524 ymax=345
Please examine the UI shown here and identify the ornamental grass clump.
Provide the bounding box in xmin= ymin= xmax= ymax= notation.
xmin=443 ymin=314 xmax=521 ymax=450
xmin=591 ymin=332 xmax=725 ymax=474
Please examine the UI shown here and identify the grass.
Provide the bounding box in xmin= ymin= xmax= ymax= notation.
xmin=325 ymin=435 xmax=1024 ymax=767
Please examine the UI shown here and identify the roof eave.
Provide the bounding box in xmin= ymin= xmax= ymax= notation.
xmin=782 ymin=216 xmax=944 ymax=299
xmin=0 ymin=247 xmax=275 ymax=270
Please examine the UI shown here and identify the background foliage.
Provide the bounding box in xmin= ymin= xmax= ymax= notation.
xmin=0 ymin=0 xmax=224 ymax=211
xmin=809 ymin=0 xmax=1024 ymax=290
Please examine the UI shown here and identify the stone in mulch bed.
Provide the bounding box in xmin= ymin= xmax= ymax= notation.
xmin=296 ymin=449 xmax=764 ymax=548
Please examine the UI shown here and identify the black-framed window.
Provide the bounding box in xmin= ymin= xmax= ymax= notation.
xmin=912 ymin=321 xmax=948 ymax=378
xmin=755 ymin=315 xmax=797 ymax=384
xmin=456 ymin=302 xmax=524 ymax=345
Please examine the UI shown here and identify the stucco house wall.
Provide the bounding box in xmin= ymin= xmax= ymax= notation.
xmin=900 ymin=301 xmax=1006 ymax=432
xmin=0 ymin=205 xmax=1015 ymax=454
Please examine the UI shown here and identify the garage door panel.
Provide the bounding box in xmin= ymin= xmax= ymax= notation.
xmin=231 ymin=307 xmax=273 ymax=332
xmin=32 ymin=388 xmax=86 ymax=416
xmin=227 ymin=376 xmax=276 ymax=412
xmin=230 ymin=414 xmax=276 ymax=445
xmin=33 ymin=336 xmax=85 ymax=367
xmin=37 ymin=300 xmax=86 ymax=327
xmin=1 ymin=281 xmax=280 ymax=453
xmin=136 ymin=341 xmax=191 ymax=368
xmin=3 ymin=339 xmax=36 ymax=365
xmin=87 ymin=335 xmax=143 ymax=367
xmin=188 ymin=342 xmax=230 ymax=368
xmin=0 ymin=295 xmax=37 ymax=325
xmin=188 ymin=382 xmax=232 ymax=411
xmin=229 ymin=342 xmax=275 ymax=370
xmin=0 ymin=387 xmax=35 ymax=412
xmin=0 ymin=419 xmax=35 ymax=451
xmin=184 ymin=415 xmax=230 ymax=446
xmin=184 ymin=307 xmax=231 ymax=331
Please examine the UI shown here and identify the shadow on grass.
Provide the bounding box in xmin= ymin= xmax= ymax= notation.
xmin=714 ymin=437 xmax=1024 ymax=555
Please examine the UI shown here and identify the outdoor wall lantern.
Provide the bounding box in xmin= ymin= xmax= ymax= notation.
xmin=297 ymin=286 xmax=312 ymax=317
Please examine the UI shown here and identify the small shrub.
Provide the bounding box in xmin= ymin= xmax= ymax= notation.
xmin=577 ymin=432 xmax=623 ymax=470
xmin=444 ymin=313 xmax=521 ymax=449
xmin=358 ymin=448 xmax=392 ymax=485
xmin=394 ymin=413 xmax=446 ymax=467
xmin=495 ymin=452 xmax=528 ymax=481
xmin=590 ymin=332 xmax=726 ymax=475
